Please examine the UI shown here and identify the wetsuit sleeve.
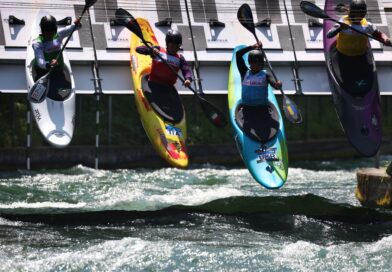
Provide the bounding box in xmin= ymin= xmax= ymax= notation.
xmin=326 ymin=23 xmax=341 ymax=38
xmin=371 ymin=21 xmax=389 ymax=43
xmin=32 ymin=41 xmax=49 ymax=69
xmin=367 ymin=22 xmax=377 ymax=34
xmin=266 ymin=72 xmax=277 ymax=87
xmin=236 ymin=45 xmax=253 ymax=80
xmin=373 ymin=30 xmax=390 ymax=43
xmin=58 ymin=24 xmax=82 ymax=40
xmin=179 ymin=55 xmax=193 ymax=81
xmin=135 ymin=45 xmax=159 ymax=56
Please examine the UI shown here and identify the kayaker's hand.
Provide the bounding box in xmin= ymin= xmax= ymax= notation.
xmin=384 ymin=39 xmax=392 ymax=46
xmin=273 ymin=80 xmax=282 ymax=89
xmin=74 ymin=18 xmax=81 ymax=26
xmin=252 ymin=41 xmax=263 ymax=49
xmin=183 ymin=79 xmax=191 ymax=88
xmin=50 ymin=59 xmax=58 ymax=67
xmin=152 ymin=48 xmax=160 ymax=56
xmin=340 ymin=23 xmax=349 ymax=30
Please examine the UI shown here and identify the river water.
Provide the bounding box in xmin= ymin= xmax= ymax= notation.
xmin=1 ymin=157 xmax=392 ymax=271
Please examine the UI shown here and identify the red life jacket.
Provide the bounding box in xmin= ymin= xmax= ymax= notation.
xmin=149 ymin=47 xmax=181 ymax=86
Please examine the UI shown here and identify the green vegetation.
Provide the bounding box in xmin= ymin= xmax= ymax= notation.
xmin=1 ymin=94 xmax=392 ymax=147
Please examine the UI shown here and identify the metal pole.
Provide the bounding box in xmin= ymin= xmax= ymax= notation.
xmin=387 ymin=161 xmax=392 ymax=176
xmin=283 ymin=0 xmax=302 ymax=95
xmin=108 ymin=95 xmax=112 ymax=145
xmin=87 ymin=9 xmax=103 ymax=169
xmin=26 ymin=106 xmax=31 ymax=170
xmin=184 ymin=0 xmax=203 ymax=93
xmin=374 ymin=151 xmax=380 ymax=169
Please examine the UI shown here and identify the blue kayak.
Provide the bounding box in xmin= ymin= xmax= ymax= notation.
xmin=228 ymin=45 xmax=288 ymax=189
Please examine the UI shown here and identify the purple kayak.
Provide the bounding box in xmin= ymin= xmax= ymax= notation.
xmin=323 ymin=0 xmax=381 ymax=157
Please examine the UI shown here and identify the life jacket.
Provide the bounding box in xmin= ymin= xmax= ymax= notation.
xmin=242 ymin=70 xmax=269 ymax=106
xmin=337 ymin=15 xmax=372 ymax=56
xmin=34 ymin=33 xmax=64 ymax=69
xmin=149 ymin=47 xmax=181 ymax=86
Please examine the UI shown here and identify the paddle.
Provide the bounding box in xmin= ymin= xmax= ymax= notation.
xmin=237 ymin=4 xmax=302 ymax=124
xmin=28 ymin=0 xmax=98 ymax=102
xmin=114 ymin=8 xmax=227 ymax=128
xmin=300 ymin=1 xmax=391 ymax=46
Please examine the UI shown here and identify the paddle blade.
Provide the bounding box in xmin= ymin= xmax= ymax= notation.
xmin=115 ymin=8 xmax=145 ymax=42
xmin=237 ymin=3 xmax=256 ymax=35
xmin=80 ymin=0 xmax=98 ymax=16
xmin=300 ymin=1 xmax=330 ymax=19
xmin=85 ymin=0 xmax=97 ymax=9
xmin=198 ymin=96 xmax=227 ymax=128
xmin=28 ymin=73 xmax=50 ymax=103
xmin=282 ymin=95 xmax=302 ymax=124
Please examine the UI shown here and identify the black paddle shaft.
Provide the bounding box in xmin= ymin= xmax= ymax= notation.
xmin=50 ymin=0 xmax=97 ymax=71
xmin=237 ymin=3 xmax=302 ymax=124
xmin=300 ymin=1 xmax=390 ymax=46
xmin=237 ymin=4 xmax=282 ymax=91
xmin=28 ymin=0 xmax=97 ymax=103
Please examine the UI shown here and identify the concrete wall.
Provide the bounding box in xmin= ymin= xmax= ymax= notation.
xmin=1 ymin=0 xmax=392 ymax=95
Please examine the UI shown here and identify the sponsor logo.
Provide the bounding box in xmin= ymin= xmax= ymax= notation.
xmin=157 ymin=128 xmax=168 ymax=147
xmin=255 ymin=145 xmax=278 ymax=163
xmin=355 ymin=79 xmax=367 ymax=88
xmin=371 ymin=114 xmax=379 ymax=129
xmin=155 ymin=52 xmax=180 ymax=68
xmin=274 ymin=160 xmax=284 ymax=171
xmin=158 ymin=129 xmax=186 ymax=160
xmin=137 ymin=89 xmax=151 ymax=111
xmin=34 ymin=109 xmax=41 ymax=122
xmin=166 ymin=125 xmax=182 ymax=137
xmin=243 ymin=74 xmax=267 ymax=87
xmin=131 ymin=55 xmax=138 ymax=73
xmin=266 ymin=165 xmax=274 ymax=173
xmin=31 ymin=83 xmax=46 ymax=101
xmin=207 ymin=38 xmax=228 ymax=43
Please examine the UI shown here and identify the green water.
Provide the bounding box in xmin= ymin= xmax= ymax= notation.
xmin=1 ymin=158 xmax=392 ymax=271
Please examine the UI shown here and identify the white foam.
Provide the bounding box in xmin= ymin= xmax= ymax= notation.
xmin=0 ymin=217 xmax=24 ymax=226
xmin=95 ymin=185 xmax=245 ymax=211
xmin=0 ymin=237 xmax=173 ymax=272
xmin=0 ymin=201 xmax=86 ymax=211
xmin=366 ymin=235 xmax=392 ymax=253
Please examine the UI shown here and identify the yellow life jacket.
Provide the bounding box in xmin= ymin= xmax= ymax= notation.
xmin=336 ymin=15 xmax=370 ymax=56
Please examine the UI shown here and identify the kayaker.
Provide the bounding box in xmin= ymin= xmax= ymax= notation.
xmin=236 ymin=42 xmax=282 ymax=141
xmin=33 ymin=15 xmax=81 ymax=81
xmin=136 ymin=29 xmax=193 ymax=90
xmin=236 ymin=42 xmax=282 ymax=106
xmin=326 ymin=0 xmax=391 ymax=84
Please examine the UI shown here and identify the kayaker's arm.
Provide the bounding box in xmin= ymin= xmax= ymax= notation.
xmin=326 ymin=23 xmax=342 ymax=39
xmin=373 ymin=29 xmax=392 ymax=46
xmin=58 ymin=21 xmax=82 ymax=40
xmin=266 ymin=72 xmax=282 ymax=89
xmin=179 ymin=55 xmax=193 ymax=82
xmin=32 ymin=41 xmax=50 ymax=70
xmin=135 ymin=45 xmax=160 ymax=57
xmin=236 ymin=45 xmax=254 ymax=80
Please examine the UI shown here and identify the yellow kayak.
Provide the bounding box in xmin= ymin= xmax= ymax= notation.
xmin=130 ymin=18 xmax=188 ymax=168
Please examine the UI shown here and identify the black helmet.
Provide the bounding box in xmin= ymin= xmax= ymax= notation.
xmin=349 ymin=0 xmax=367 ymax=17
xmin=40 ymin=15 xmax=57 ymax=34
xmin=248 ymin=50 xmax=264 ymax=65
xmin=165 ymin=29 xmax=182 ymax=45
